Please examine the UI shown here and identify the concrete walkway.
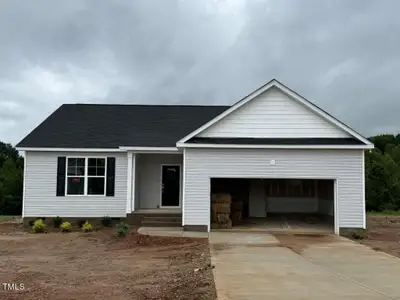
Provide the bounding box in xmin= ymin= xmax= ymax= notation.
xmin=138 ymin=226 xmax=208 ymax=238
xmin=209 ymin=232 xmax=400 ymax=300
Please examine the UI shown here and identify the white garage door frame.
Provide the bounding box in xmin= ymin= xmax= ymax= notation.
xmin=209 ymin=175 xmax=339 ymax=234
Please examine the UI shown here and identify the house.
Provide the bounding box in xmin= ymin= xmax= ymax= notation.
xmin=16 ymin=79 xmax=373 ymax=234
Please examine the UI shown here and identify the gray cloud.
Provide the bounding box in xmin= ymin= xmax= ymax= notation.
xmin=0 ymin=0 xmax=399 ymax=144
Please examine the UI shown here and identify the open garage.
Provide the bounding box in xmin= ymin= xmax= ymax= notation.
xmin=210 ymin=178 xmax=335 ymax=233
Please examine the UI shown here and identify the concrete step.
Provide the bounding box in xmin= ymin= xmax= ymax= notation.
xmin=141 ymin=220 xmax=182 ymax=227
xmin=142 ymin=216 xmax=182 ymax=223
xmin=132 ymin=213 xmax=182 ymax=218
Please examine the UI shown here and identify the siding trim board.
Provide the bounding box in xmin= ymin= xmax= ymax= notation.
xmin=22 ymin=152 xmax=27 ymax=218
xmin=179 ymin=144 xmax=372 ymax=149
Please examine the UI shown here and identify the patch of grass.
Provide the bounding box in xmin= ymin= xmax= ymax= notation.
xmin=0 ymin=216 xmax=16 ymax=222
xmin=367 ymin=210 xmax=400 ymax=216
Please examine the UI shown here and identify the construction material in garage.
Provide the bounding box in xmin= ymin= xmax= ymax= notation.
xmin=211 ymin=193 xmax=232 ymax=229
xmin=231 ymin=201 xmax=244 ymax=226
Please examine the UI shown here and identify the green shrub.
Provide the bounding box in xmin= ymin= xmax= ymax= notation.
xmin=32 ymin=219 xmax=47 ymax=233
xmin=60 ymin=221 xmax=72 ymax=233
xmin=82 ymin=221 xmax=94 ymax=232
xmin=53 ymin=216 xmax=63 ymax=228
xmin=101 ymin=216 xmax=113 ymax=227
xmin=77 ymin=219 xmax=86 ymax=228
xmin=116 ymin=222 xmax=131 ymax=237
xmin=29 ymin=217 xmax=45 ymax=227
xmin=349 ymin=228 xmax=368 ymax=240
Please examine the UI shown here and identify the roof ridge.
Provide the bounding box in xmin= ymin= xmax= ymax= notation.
xmin=67 ymin=103 xmax=230 ymax=108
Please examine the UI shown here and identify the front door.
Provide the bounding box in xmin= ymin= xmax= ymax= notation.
xmin=161 ymin=165 xmax=180 ymax=207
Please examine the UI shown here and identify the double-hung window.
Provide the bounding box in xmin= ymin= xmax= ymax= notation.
xmin=66 ymin=157 xmax=107 ymax=196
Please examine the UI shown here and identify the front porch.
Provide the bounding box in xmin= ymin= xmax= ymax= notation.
xmin=127 ymin=152 xmax=183 ymax=213
xmin=125 ymin=151 xmax=183 ymax=226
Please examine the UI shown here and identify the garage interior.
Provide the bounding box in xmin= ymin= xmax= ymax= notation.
xmin=210 ymin=178 xmax=334 ymax=233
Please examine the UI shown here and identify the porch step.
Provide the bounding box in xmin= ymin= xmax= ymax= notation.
xmin=142 ymin=216 xmax=182 ymax=227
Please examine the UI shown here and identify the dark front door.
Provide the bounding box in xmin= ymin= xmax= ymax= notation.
xmin=161 ymin=165 xmax=180 ymax=207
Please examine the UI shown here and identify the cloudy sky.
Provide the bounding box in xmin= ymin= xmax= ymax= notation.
xmin=0 ymin=0 xmax=399 ymax=145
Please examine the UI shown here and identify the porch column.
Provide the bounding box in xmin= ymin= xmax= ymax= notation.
xmin=126 ymin=152 xmax=133 ymax=213
xmin=131 ymin=154 xmax=136 ymax=212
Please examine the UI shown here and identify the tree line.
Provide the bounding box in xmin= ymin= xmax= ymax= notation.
xmin=0 ymin=135 xmax=399 ymax=215
xmin=366 ymin=134 xmax=400 ymax=212
xmin=0 ymin=142 xmax=23 ymax=215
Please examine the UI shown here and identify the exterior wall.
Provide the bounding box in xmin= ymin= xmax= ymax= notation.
xmin=137 ymin=154 xmax=183 ymax=209
xmin=198 ymin=87 xmax=350 ymax=138
xmin=24 ymin=151 xmax=127 ymax=217
xmin=183 ymin=148 xmax=365 ymax=231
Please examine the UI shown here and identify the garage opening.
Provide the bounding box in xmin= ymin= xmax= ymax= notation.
xmin=210 ymin=178 xmax=335 ymax=233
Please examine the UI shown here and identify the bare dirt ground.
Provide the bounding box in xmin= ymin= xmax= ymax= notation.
xmin=0 ymin=223 xmax=216 ymax=300
xmin=359 ymin=215 xmax=400 ymax=258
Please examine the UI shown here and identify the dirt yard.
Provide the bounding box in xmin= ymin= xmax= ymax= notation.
xmin=0 ymin=223 xmax=216 ymax=300
xmin=359 ymin=215 xmax=400 ymax=258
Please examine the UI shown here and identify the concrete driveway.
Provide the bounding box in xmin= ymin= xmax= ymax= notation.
xmin=209 ymin=232 xmax=400 ymax=300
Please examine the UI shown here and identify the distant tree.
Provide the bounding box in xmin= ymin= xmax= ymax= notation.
xmin=369 ymin=134 xmax=396 ymax=153
xmin=0 ymin=142 xmax=23 ymax=215
xmin=365 ymin=148 xmax=400 ymax=211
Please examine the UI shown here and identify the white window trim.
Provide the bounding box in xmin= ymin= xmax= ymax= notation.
xmin=65 ymin=156 xmax=107 ymax=197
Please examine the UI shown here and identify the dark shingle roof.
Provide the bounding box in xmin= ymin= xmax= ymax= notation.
xmin=16 ymin=104 xmax=229 ymax=148
xmin=187 ymin=137 xmax=364 ymax=145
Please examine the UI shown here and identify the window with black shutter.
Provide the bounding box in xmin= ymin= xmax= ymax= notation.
xmin=58 ymin=156 xmax=116 ymax=196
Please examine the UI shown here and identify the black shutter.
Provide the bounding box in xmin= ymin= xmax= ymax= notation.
xmin=56 ymin=157 xmax=66 ymax=196
xmin=106 ymin=157 xmax=116 ymax=196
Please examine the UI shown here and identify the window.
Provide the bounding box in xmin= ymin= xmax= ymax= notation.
xmin=66 ymin=157 xmax=107 ymax=196
xmin=87 ymin=158 xmax=106 ymax=195
xmin=67 ymin=158 xmax=85 ymax=195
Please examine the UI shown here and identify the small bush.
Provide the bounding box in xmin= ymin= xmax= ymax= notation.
xmin=82 ymin=221 xmax=94 ymax=232
xmin=60 ymin=221 xmax=72 ymax=233
xmin=101 ymin=216 xmax=113 ymax=227
xmin=349 ymin=228 xmax=368 ymax=240
xmin=32 ymin=219 xmax=47 ymax=233
xmin=116 ymin=222 xmax=131 ymax=237
xmin=28 ymin=217 xmax=45 ymax=227
xmin=53 ymin=216 xmax=63 ymax=228
xmin=77 ymin=219 xmax=86 ymax=228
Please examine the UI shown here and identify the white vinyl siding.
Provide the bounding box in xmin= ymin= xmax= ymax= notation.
xmin=136 ymin=154 xmax=183 ymax=209
xmin=24 ymin=151 xmax=127 ymax=217
xmin=183 ymin=148 xmax=364 ymax=230
xmin=198 ymin=87 xmax=350 ymax=138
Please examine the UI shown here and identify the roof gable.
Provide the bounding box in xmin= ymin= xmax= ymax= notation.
xmin=197 ymin=86 xmax=350 ymax=139
xmin=177 ymin=79 xmax=372 ymax=147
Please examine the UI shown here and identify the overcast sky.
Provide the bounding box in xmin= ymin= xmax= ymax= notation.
xmin=0 ymin=0 xmax=399 ymax=145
